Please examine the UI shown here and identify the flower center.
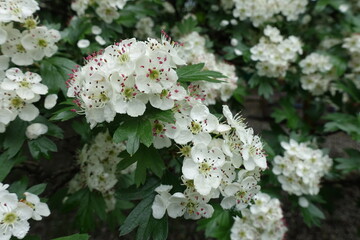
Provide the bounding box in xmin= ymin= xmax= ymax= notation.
xmin=179 ymin=145 xmax=191 ymax=157
xmin=38 ymin=39 xmax=48 ymax=48
xmin=160 ymin=89 xmax=168 ymax=98
xmin=20 ymin=80 xmax=30 ymax=88
xmin=119 ymin=53 xmax=130 ymax=64
xmin=16 ymin=44 xmax=26 ymax=53
xmin=123 ymin=87 xmax=134 ymax=99
xmin=24 ymin=18 xmax=37 ymax=29
xmin=10 ymin=97 xmax=25 ymax=109
xmin=149 ymin=69 xmax=160 ymax=80
xmin=153 ymin=122 xmax=164 ymax=134
xmin=99 ymin=93 xmax=110 ymax=102
xmin=3 ymin=212 xmax=17 ymax=224
xmin=199 ymin=163 xmax=211 ymax=174
xmin=190 ymin=121 xmax=202 ymax=134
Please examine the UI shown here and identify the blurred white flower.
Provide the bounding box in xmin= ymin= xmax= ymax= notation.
xmin=26 ymin=123 xmax=48 ymax=140
xmin=77 ymin=39 xmax=90 ymax=48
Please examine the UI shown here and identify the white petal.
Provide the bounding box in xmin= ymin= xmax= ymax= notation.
xmin=44 ymin=94 xmax=58 ymax=109
xmin=16 ymin=87 xmax=35 ymax=100
xmin=190 ymin=104 xmax=209 ymax=122
xmin=182 ymin=158 xmax=198 ymax=180
xmin=0 ymin=55 xmax=10 ymax=70
xmin=0 ymin=109 xmax=16 ymax=124
xmin=77 ymin=39 xmax=90 ymax=48
xmin=192 ymin=132 xmax=212 ymax=146
xmin=19 ymin=104 xmax=39 ymax=121
xmin=152 ymin=195 xmax=167 ymax=219
xmin=31 ymin=84 xmax=48 ymax=95
xmin=167 ymin=203 xmax=185 ymax=218
xmin=25 ymin=123 xmax=48 ymax=139
xmin=1 ymin=79 xmax=18 ymax=91
xmin=220 ymin=196 xmax=236 ymax=209
xmin=127 ymin=99 xmax=146 ymax=117
xmin=194 ymin=175 xmax=212 ymax=196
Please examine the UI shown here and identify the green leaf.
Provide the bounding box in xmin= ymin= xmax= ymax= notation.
xmin=336 ymin=79 xmax=360 ymax=102
xmin=197 ymin=205 xmax=232 ymax=240
xmin=176 ymin=17 xmax=200 ymax=35
xmin=301 ymin=203 xmax=325 ymax=227
xmin=258 ymin=81 xmax=274 ymax=99
xmin=138 ymin=120 xmax=153 ymax=147
xmin=28 ymin=136 xmax=57 ymax=159
xmin=117 ymin=178 xmax=160 ymax=200
xmin=177 ymin=63 xmax=227 ymax=83
xmin=52 ymin=234 xmax=90 ymax=240
xmin=119 ymin=194 xmax=155 ymax=236
xmin=271 ymin=99 xmax=303 ymax=130
xmin=3 ymin=118 xmax=27 ymax=158
xmin=40 ymin=57 xmax=77 ymax=95
xmin=120 ymin=145 xmax=164 ymax=186
xmin=335 ymin=148 xmax=360 ymax=173
xmin=50 ymin=107 xmax=78 ymax=122
xmin=8 ymin=177 xmax=28 ymax=198
xmin=323 ymin=113 xmax=360 ymax=141
xmin=26 ymin=183 xmax=47 ymax=195
xmin=147 ymin=109 xmax=175 ymax=123
xmin=0 ymin=153 xmax=25 ymax=182
xmin=113 ymin=119 xmax=150 ymax=155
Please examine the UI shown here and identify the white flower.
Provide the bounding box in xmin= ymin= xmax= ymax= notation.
xmin=182 ymin=143 xmax=225 ymax=196
xmin=1 ymin=90 xmax=40 ymax=122
xmin=1 ymin=27 xmax=34 ymax=66
xmin=77 ymin=39 xmax=90 ymax=48
xmin=21 ymin=26 xmax=61 ymax=61
xmin=152 ymin=185 xmax=172 ymax=219
xmin=0 ymin=193 xmax=32 ymax=240
xmin=273 ymin=139 xmax=333 ymax=196
xmin=0 ymin=0 xmax=39 ymax=23
xmin=221 ymin=170 xmax=260 ymax=210
xmin=230 ymin=193 xmax=287 ymax=240
xmin=166 ymin=104 xmax=219 ymax=145
xmin=44 ymin=94 xmax=58 ymax=109
xmin=95 ymin=5 xmax=119 ymax=23
xmin=95 ymin=35 xmax=106 ymax=45
xmin=298 ymin=196 xmax=309 ymax=208
xmin=1 ymin=68 xmax=48 ymax=100
xmin=135 ymin=52 xmax=178 ymax=94
xmin=167 ymin=192 xmax=214 ymax=219
xmin=25 ymin=123 xmax=48 ymax=140
xmin=240 ymin=128 xmax=267 ymax=170
xmin=91 ymin=25 xmax=102 ymax=35
xmin=23 ymin=192 xmax=50 ymax=220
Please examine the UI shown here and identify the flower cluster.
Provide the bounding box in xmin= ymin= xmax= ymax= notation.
xmin=71 ymin=0 xmax=129 ymax=23
xmin=68 ymin=131 xmax=136 ymax=211
xmin=230 ymin=192 xmax=287 ymax=240
xmin=0 ymin=183 xmax=50 ymax=240
xmin=178 ymin=32 xmax=238 ymax=105
xmin=250 ymin=26 xmax=302 ymax=78
xmin=151 ymin=105 xmax=267 ymax=220
xmin=134 ymin=17 xmax=156 ymax=40
xmin=231 ymin=0 xmax=308 ymax=27
xmin=299 ymin=53 xmax=334 ymax=95
xmin=67 ymin=36 xmax=187 ymax=128
xmin=0 ymin=0 xmax=60 ymax=66
xmin=342 ymin=34 xmax=360 ymax=89
xmin=272 ymin=139 xmax=333 ymax=196
xmin=0 ymin=68 xmax=48 ymax=132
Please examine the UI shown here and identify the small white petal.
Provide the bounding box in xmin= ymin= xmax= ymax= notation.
xmin=77 ymin=39 xmax=90 ymax=48
xmin=91 ymin=25 xmax=102 ymax=35
xmin=26 ymin=123 xmax=48 ymax=139
xmin=44 ymin=94 xmax=58 ymax=109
